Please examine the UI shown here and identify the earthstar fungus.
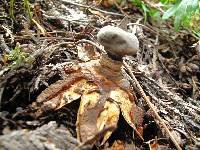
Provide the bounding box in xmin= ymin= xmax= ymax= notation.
xmin=32 ymin=26 xmax=143 ymax=145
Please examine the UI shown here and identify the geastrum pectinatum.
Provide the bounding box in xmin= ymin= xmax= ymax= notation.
xmin=32 ymin=26 xmax=144 ymax=145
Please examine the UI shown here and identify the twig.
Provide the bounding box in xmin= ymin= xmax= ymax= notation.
xmin=2 ymin=25 xmax=14 ymax=43
xmin=76 ymin=39 xmax=106 ymax=53
xmin=4 ymin=88 xmax=21 ymax=105
xmin=0 ymin=83 xmax=5 ymax=109
xmin=60 ymin=0 xmax=124 ymax=17
xmin=114 ymin=1 xmax=129 ymax=17
xmin=0 ymin=34 xmax=11 ymax=53
xmin=12 ymin=35 xmax=74 ymax=41
xmin=127 ymin=23 xmax=160 ymax=36
xmin=0 ymin=67 xmax=10 ymax=77
xmin=123 ymin=61 xmax=182 ymax=150
xmin=42 ymin=14 xmax=89 ymax=25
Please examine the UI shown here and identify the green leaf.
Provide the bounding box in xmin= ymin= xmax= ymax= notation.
xmin=174 ymin=0 xmax=199 ymax=30
xmin=192 ymin=30 xmax=200 ymax=38
xmin=149 ymin=9 xmax=161 ymax=21
xmin=162 ymin=0 xmax=199 ymax=30
xmin=131 ymin=0 xmax=142 ymax=6
xmin=141 ymin=3 xmax=149 ymax=22
xmin=131 ymin=0 xmax=150 ymax=23
xmin=23 ymin=0 xmax=33 ymax=22
xmin=174 ymin=13 xmax=183 ymax=30
xmin=160 ymin=0 xmax=169 ymax=4
xmin=9 ymin=0 xmax=15 ymax=19
xmin=162 ymin=2 xmax=180 ymax=20
xmin=8 ymin=44 xmax=30 ymax=69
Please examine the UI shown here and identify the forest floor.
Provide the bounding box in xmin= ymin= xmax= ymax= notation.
xmin=0 ymin=0 xmax=200 ymax=150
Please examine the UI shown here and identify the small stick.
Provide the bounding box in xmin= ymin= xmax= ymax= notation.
xmin=76 ymin=39 xmax=106 ymax=53
xmin=123 ymin=61 xmax=182 ymax=150
xmin=127 ymin=23 xmax=159 ymax=36
xmin=60 ymin=0 xmax=124 ymax=17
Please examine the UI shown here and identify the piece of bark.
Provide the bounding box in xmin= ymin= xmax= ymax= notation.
xmin=0 ymin=121 xmax=79 ymax=150
xmin=137 ymin=75 xmax=200 ymax=143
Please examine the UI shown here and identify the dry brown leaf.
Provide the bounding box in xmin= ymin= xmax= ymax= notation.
xmin=149 ymin=139 xmax=170 ymax=150
xmin=104 ymin=140 xmax=125 ymax=150
xmin=101 ymin=0 xmax=115 ymax=8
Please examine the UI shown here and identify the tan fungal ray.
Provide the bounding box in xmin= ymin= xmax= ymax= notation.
xmin=97 ymin=100 xmax=120 ymax=145
xmin=109 ymin=88 xmax=144 ymax=140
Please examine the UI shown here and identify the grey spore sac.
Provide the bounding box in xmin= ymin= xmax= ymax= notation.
xmin=97 ymin=25 xmax=139 ymax=59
